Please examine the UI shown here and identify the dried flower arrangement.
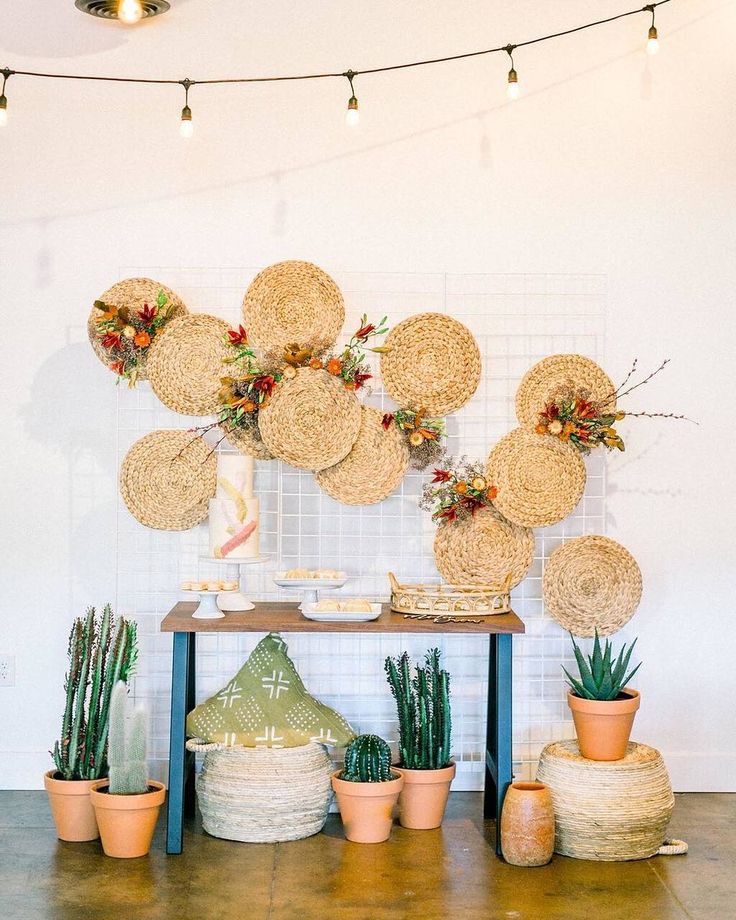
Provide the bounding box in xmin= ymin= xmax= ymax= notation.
xmin=382 ymin=408 xmax=446 ymax=470
xmin=315 ymin=314 xmax=390 ymax=391
xmin=419 ymin=457 xmax=497 ymax=524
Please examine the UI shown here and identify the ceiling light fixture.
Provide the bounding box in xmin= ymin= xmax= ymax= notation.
xmin=74 ymin=0 xmax=170 ymax=22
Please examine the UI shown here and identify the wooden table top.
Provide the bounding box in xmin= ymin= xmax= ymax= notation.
xmin=160 ymin=601 xmax=524 ymax=635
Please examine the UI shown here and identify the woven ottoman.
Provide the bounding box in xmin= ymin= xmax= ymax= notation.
xmin=536 ymin=740 xmax=674 ymax=861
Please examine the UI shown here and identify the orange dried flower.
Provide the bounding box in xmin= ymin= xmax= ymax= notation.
xmin=454 ymin=481 xmax=468 ymax=494
xmin=327 ymin=358 xmax=342 ymax=376
xmin=535 ymin=423 xmax=547 ymax=435
xmin=486 ymin=486 xmax=498 ymax=501
xmin=133 ymin=330 xmax=151 ymax=348
xmin=344 ymin=381 xmax=357 ymax=391
xmin=409 ymin=431 xmax=424 ymax=447
xmin=309 ymin=357 xmax=323 ymax=370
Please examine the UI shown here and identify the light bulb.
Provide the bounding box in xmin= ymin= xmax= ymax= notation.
xmin=0 ymin=96 xmax=7 ymax=128
xmin=646 ymin=26 xmax=659 ymax=55
xmin=507 ymin=69 xmax=519 ymax=100
xmin=346 ymin=95 xmax=359 ymax=127
xmin=180 ymin=105 xmax=193 ymax=138
xmin=118 ymin=0 xmax=144 ymax=24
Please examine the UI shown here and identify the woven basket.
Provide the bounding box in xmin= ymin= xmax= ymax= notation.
xmin=433 ymin=506 xmax=535 ymax=589
xmin=485 ymin=428 xmax=586 ymax=528
xmin=536 ymin=741 xmax=674 ymax=861
xmin=516 ymin=354 xmax=616 ymax=428
xmin=146 ymin=313 xmax=230 ymax=416
xmin=220 ymin=421 xmax=274 ymax=461
xmin=87 ymin=277 xmax=188 ymax=379
xmin=316 ymin=406 xmax=409 ymax=505
xmin=389 ymin=572 xmax=512 ymax=615
xmin=242 ymin=261 xmax=345 ymax=355
xmin=193 ymin=743 xmax=333 ymax=843
xmin=543 ymin=535 xmax=643 ymax=637
xmin=380 ymin=312 xmax=481 ymax=416
xmin=119 ymin=430 xmax=216 ymax=531
xmin=258 ymin=367 xmax=362 ymax=471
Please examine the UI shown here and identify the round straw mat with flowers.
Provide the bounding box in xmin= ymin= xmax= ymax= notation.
xmin=146 ymin=314 xmax=231 ymax=416
xmin=485 ymin=428 xmax=586 ymax=528
xmin=380 ymin=313 xmax=481 ymax=416
xmin=543 ymin=535 xmax=642 ymax=637
xmin=220 ymin=421 xmax=274 ymax=461
xmin=516 ymin=354 xmax=616 ymax=428
xmin=258 ymin=367 xmax=362 ymax=471
xmin=433 ymin=506 xmax=535 ymax=588
xmin=242 ymin=261 xmax=345 ymax=356
xmin=87 ymin=278 xmax=188 ymax=379
xmin=316 ymin=406 xmax=409 ymax=505
xmin=120 ymin=429 xmax=216 ymax=531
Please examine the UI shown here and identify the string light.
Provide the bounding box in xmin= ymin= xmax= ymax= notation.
xmin=345 ymin=71 xmax=359 ymax=127
xmin=644 ymin=4 xmax=659 ymax=54
xmin=118 ymin=0 xmax=144 ymax=24
xmin=180 ymin=79 xmax=193 ymax=138
xmin=0 ymin=69 xmax=12 ymax=128
xmin=505 ymin=45 xmax=519 ymax=100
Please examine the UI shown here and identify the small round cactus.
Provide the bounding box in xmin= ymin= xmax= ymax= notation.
xmin=340 ymin=734 xmax=393 ymax=783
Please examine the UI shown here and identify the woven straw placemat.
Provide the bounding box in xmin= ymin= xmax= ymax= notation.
xmin=516 ymin=354 xmax=616 ymax=428
xmin=88 ymin=277 xmax=188 ymax=378
xmin=146 ymin=313 xmax=230 ymax=416
xmin=316 ymin=406 xmax=409 ymax=505
xmin=380 ymin=312 xmax=481 ymax=416
xmin=485 ymin=427 xmax=586 ymax=528
xmin=220 ymin=421 xmax=274 ymax=461
xmin=543 ymin=534 xmax=643 ymax=636
xmin=242 ymin=260 xmax=345 ymax=355
xmin=537 ymin=740 xmax=674 ymax=861
xmin=258 ymin=367 xmax=362 ymax=471
xmin=119 ymin=430 xmax=216 ymax=531
xmin=433 ymin=506 xmax=535 ymax=588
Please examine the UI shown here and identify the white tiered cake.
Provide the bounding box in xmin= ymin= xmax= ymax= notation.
xmin=208 ymin=453 xmax=260 ymax=560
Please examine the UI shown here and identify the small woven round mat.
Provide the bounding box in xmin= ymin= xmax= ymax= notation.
xmin=88 ymin=277 xmax=188 ymax=378
xmin=380 ymin=312 xmax=481 ymax=416
xmin=316 ymin=406 xmax=409 ymax=505
xmin=536 ymin=740 xmax=674 ymax=861
xmin=119 ymin=430 xmax=216 ymax=531
xmin=146 ymin=313 xmax=230 ymax=416
xmin=486 ymin=428 xmax=586 ymax=528
xmin=258 ymin=367 xmax=362 ymax=471
xmin=543 ymin=535 xmax=642 ymax=636
xmin=220 ymin=421 xmax=274 ymax=461
xmin=242 ymin=261 xmax=345 ymax=355
xmin=516 ymin=354 xmax=616 ymax=428
xmin=433 ymin=506 xmax=534 ymax=588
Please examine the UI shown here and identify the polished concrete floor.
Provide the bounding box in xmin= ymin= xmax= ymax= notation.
xmin=1 ymin=791 xmax=733 ymax=920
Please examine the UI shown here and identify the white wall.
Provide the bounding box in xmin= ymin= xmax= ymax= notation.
xmin=1 ymin=0 xmax=734 ymax=790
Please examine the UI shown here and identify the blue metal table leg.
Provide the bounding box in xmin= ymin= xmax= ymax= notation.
xmin=184 ymin=634 xmax=197 ymax=819
xmin=484 ymin=633 xmax=513 ymax=857
xmin=166 ymin=632 xmax=193 ymax=854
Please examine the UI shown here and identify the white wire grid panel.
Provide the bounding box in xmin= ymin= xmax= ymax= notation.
xmin=112 ymin=267 xmax=607 ymax=789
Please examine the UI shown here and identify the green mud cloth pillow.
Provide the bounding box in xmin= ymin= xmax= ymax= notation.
xmin=186 ymin=633 xmax=354 ymax=748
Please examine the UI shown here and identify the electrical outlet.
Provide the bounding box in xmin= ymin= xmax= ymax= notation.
xmin=0 ymin=655 xmax=15 ymax=687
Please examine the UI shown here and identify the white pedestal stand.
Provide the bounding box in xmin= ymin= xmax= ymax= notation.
xmin=272 ymin=573 xmax=349 ymax=611
xmin=183 ymin=589 xmax=232 ymax=620
xmin=199 ymin=555 xmax=267 ymax=612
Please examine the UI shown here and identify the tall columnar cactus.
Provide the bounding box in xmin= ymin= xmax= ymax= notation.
xmin=340 ymin=734 xmax=393 ymax=783
xmin=52 ymin=605 xmax=138 ymax=781
xmin=108 ymin=681 xmax=148 ymax=795
xmin=384 ymin=648 xmax=452 ymax=770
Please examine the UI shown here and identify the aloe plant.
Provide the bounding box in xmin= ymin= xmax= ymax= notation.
xmin=340 ymin=734 xmax=394 ymax=783
xmin=108 ymin=681 xmax=148 ymax=795
xmin=563 ymin=630 xmax=641 ymax=701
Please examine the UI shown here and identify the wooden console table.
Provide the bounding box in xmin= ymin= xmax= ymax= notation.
xmin=160 ymin=602 xmax=524 ymax=856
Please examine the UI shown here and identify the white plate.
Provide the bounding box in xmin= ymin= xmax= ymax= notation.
xmin=301 ymin=602 xmax=382 ymax=623
xmin=273 ymin=572 xmax=348 ymax=589
xmin=182 ymin=588 xmax=238 ymax=596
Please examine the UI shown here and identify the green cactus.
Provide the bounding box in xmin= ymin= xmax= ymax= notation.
xmin=108 ymin=681 xmax=148 ymax=795
xmin=563 ymin=630 xmax=641 ymax=701
xmin=51 ymin=605 xmax=138 ymax=781
xmin=340 ymin=734 xmax=394 ymax=783
xmin=384 ymin=648 xmax=452 ymax=770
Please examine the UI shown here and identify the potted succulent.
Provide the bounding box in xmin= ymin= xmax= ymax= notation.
xmin=563 ymin=630 xmax=641 ymax=761
xmin=331 ymin=734 xmax=404 ymax=843
xmin=384 ymin=648 xmax=454 ymax=829
xmin=45 ymin=605 xmax=137 ymax=842
xmin=90 ymin=681 xmax=166 ymax=858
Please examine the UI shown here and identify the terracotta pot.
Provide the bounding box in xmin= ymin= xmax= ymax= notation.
xmin=90 ymin=780 xmax=166 ymax=858
xmin=500 ymin=781 xmax=555 ymax=867
xmin=331 ymin=770 xmax=403 ymax=843
xmin=568 ymin=688 xmax=640 ymax=761
xmin=394 ymin=762 xmax=456 ymax=829
xmin=44 ymin=770 xmax=100 ymax=842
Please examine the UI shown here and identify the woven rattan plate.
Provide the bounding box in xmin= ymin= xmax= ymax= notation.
xmin=242 ymin=261 xmax=345 ymax=356
xmin=220 ymin=422 xmax=274 ymax=461
xmin=516 ymin=354 xmax=616 ymax=428
xmin=120 ymin=430 xmax=216 ymax=531
xmin=146 ymin=313 xmax=230 ymax=416
xmin=433 ymin=506 xmax=535 ymax=588
xmin=380 ymin=313 xmax=481 ymax=416
xmin=316 ymin=406 xmax=409 ymax=505
xmin=543 ymin=534 xmax=642 ymax=636
xmin=486 ymin=427 xmax=586 ymax=528
xmin=258 ymin=367 xmax=362 ymax=471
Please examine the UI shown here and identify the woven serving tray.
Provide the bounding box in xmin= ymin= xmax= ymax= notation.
xmin=389 ymin=572 xmax=512 ymax=616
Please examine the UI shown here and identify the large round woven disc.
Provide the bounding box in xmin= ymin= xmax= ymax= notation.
xmin=543 ymin=535 xmax=642 ymax=636
xmin=486 ymin=428 xmax=586 ymax=528
xmin=88 ymin=277 xmax=188 ymax=379
xmin=120 ymin=430 xmax=216 ymax=531
xmin=258 ymin=367 xmax=362 ymax=471
xmin=380 ymin=313 xmax=481 ymax=416
xmin=242 ymin=261 xmax=345 ymax=355
xmin=433 ymin=506 xmax=535 ymax=588
xmin=316 ymin=406 xmax=409 ymax=505
xmin=220 ymin=422 xmax=274 ymax=461
xmin=146 ymin=314 xmax=230 ymax=416
xmin=516 ymin=354 xmax=616 ymax=428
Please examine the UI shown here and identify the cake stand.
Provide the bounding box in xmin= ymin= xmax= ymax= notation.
xmin=199 ymin=556 xmax=267 ymax=612
xmin=183 ymin=588 xmax=237 ymax=620
xmin=272 ymin=572 xmax=349 ymax=611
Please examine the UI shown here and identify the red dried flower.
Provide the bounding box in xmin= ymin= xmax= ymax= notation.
xmin=252 ymin=374 xmax=276 ymax=396
xmin=101 ymin=331 xmax=121 ymax=350
xmin=353 ymin=372 xmax=372 ymax=389
xmin=432 ymin=469 xmax=452 ymax=484
xmin=137 ymin=303 xmax=157 ymax=324
xmin=228 ymin=325 xmax=249 ymax=346
xmin=354 ymin=322 xmax=376 ymax=341
xmin=110 ymin=361 xmax=125 ymax=376
xmin=382 ymin=413 xmax=395 ymax=430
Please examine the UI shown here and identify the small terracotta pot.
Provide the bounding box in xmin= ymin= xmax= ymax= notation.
xmin=568 ymin=688 xmax=640 ymax=761
xmin=90 ymin=780 xmax=166 ymax=858
xmin=331 ymin=770 xmax=403 ymax=843
xmin=394 ymin=762 xmax=456 ymax=829
xmin=44 ymin=770 xmax=100 ymax=842
xmin=500 ymin=781 xmax=555 ymax=867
